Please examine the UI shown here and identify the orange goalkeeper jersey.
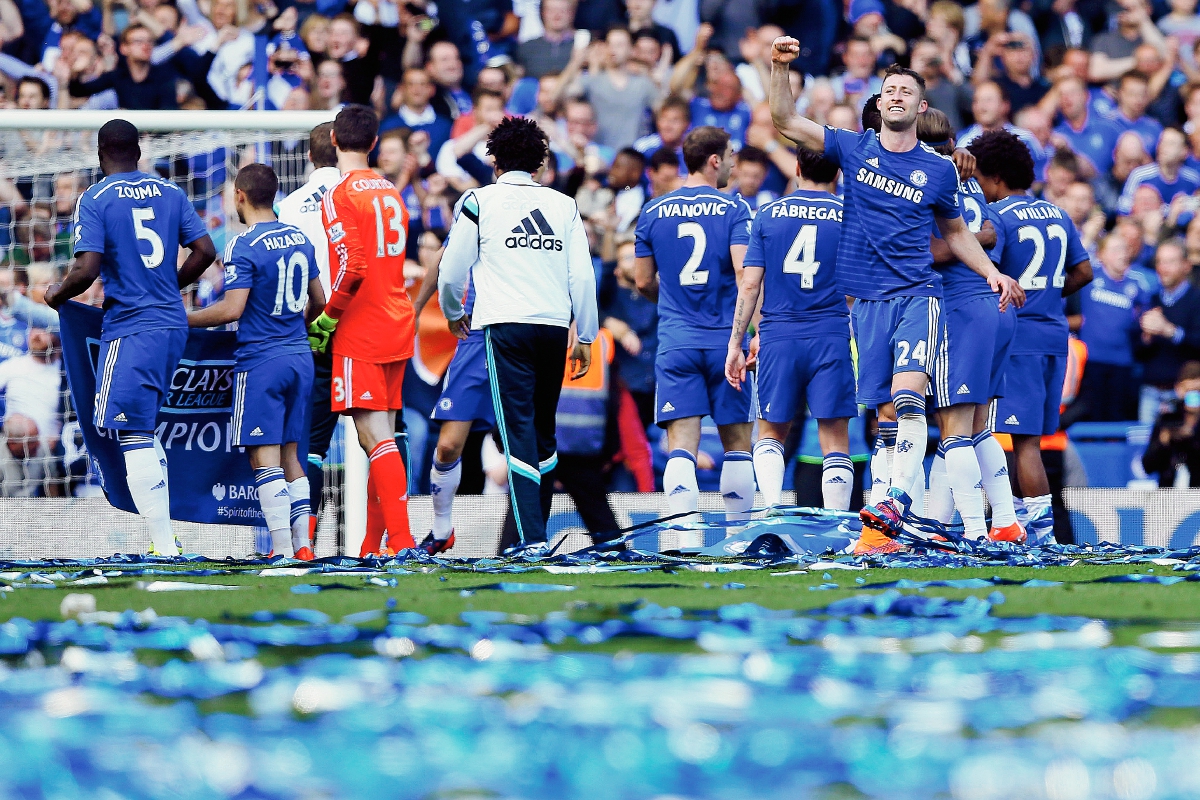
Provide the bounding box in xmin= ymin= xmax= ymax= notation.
xmin=321 ymin=169 xmax=415 ymax=363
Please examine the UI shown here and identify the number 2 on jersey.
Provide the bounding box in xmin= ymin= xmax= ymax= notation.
xmin=677 ymin=222 xmax=709 ymax=286
xmin=1016 ymin=224 xmax=1068 ymax=290
xmin=372 ymin=195 xmax=405 ymax=257
xmin=131 ymin=208 xmax=164 ymax=269
xmin=782 ymin=224 xmax=820 ymax=288
xmin=273 ymin=252 xmax=310 ymax=315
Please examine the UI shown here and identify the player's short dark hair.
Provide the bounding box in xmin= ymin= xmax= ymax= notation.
xmin=648 ymin=146 xmax=680 ymax=171
xmin=658 ymin=94 xmax=691 ymax=121
xmin=309 ymin=121 xmax=336 ymax=168
xmin=682 ymin=126 xmax=729 ymax=173
xmin=968 ymin=129 xmax=1035 ymax=190
xmin=16 ymin=76 xmax=49 ymax=102
xmin=486 ymin=116 xmax=548 ymax=173
xmin=333 ymin=103 xmax=378 ymax=153
xmin=736 ymin=145 xmax=769 ymax=167
xmin=235 ymin=163 xmax=278 ymax=208
xmin=797 ymin=147 xmax=838 ymax=184
xmin=881 ymin=64 xmax=926 ymax=101
xmin=97 ymin=118 xmax=141 ymax=164
xmin=862 ymin=93 xmax=882 ymax=132
xmin=615 ymin=147 xmax=646 ymax=167
xmin=916 ymin=108 xmax=954 ymax=155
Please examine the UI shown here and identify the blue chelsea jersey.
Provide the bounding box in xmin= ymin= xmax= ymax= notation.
xmin=935 ymin=177 xmax=1003 ymax=307
xmin=72 ymin=171 xmax=208 ymax=341
xmin=222 ymin=221 xmax=316 ymax=367
xmin=991 ymin=196 xmax=1090 ymax=355
xmin=822 ymin=127 xmax=961 ymax=301
xmin=634 ymin=186 xmax=752 ymax=351
xmin=744 ymin=189 xmax=848 ymax=342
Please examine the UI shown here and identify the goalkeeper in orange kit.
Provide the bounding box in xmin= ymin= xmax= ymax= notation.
xmin=308 ymin=104 xmax=416 ymax=556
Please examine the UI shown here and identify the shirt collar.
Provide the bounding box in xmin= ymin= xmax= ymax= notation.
xmin=1162 ymin=281 xmax=1190 ymax=306
xmin=497 ymin=171 xmax=536 ymax=185
xmin=398 ymin=105 xmax=436 ymax=126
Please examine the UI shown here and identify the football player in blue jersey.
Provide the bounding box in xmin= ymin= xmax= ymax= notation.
xmin=918 ymin=110 xmax=1024 ymax=544
xmin=634 ymin=126 xmax=756 ymax=544
xmin=725 ymin=148 xmax=857 ymax=511
xmin=412 ymin=223 xmax=492 ymax=557
xmin=970 ymin=129 xmax=1093 ymax=545
xmin=768 ymin=37 xmax=1024 ymax=553
xmin=46 ymin=120 xmax=217 ymax=557
xmin=188 ymin=164 xmax=326 ymax=559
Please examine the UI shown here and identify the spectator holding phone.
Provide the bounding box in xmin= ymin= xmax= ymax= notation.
xmin=1143 ymin=361 xmax=1200 ymax=485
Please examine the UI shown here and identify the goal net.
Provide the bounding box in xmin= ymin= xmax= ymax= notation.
xmin=0 ymin=109 xmax=353 ymax=559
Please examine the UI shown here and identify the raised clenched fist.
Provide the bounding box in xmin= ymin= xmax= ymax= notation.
xmin=772 ymin=36 xmax=800 ymax=65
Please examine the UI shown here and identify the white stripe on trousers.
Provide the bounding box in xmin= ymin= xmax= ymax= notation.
xmin=232 ymin=372 xmax=247 ymax=446
xmin=95 ymin=337 xmax=122 ymax=426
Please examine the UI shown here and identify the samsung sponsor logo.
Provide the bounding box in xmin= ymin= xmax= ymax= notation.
xmin=854 ymin=168 xmax=924 ymax=203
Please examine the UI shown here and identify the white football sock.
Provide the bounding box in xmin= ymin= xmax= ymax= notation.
xmin=429 ymin=457 xmax=462 ymax=539
xmin=821 ymin=452 xmax=854 ymax=511
xmin=891 ymin=392 xmax=927 ymax=508
xmin=720 ymin=451 xmax=755 ymax=522
xmin=905 ymin=461 xmax=927 ymax=517
xmin=973 ymin=431 xmax=1017 ymax=528
xmin=944 ymin=436 xmax=986 ymax=538
xmin=255 ymin=467 xmax=293 ymax=558
xmin=869 ymin=422 xmax=897 ymax=505
xmin=927 ymin=449 xmax=954 ymax=524
xmin=752 ymin=438 xmax=786 ymax=507
xmin=287 ymin=477 xmax=311 ymax=553
xmin=121 ymin=435 xmax=176 ymax=556
xmin=663 ymin=449 xmax=699 ymax=515
xmin=1024 ymin=494 xmax=1052 ymax=519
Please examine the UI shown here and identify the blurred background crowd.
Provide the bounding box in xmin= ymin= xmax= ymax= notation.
xmin=2 ymin=0 xmax=1200 ymax=504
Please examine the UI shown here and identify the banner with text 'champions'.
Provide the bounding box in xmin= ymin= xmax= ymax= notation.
xmin=59 ymin=302 xmax=273 ymax=525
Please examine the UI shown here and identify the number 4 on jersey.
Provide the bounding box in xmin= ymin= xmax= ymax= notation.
xmin=782 ymin=224 xmax=820 ymax=289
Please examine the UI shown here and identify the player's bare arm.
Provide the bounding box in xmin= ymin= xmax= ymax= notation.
xmin=936 ymin=214 xmax=1025 ymax=311
xmin=44 ymin=251 xmax=101 ymax=309
xmin=633 ymin=255 xmax=659 ymax=303
xmin=929 ymin=220 xmax=996 ymax=264
xmin=305 ymin=275 xmax=326 ymax=324
xmin=411 ymin=242 xmax=443 ymax=318
xmin=725 ymin=266 xmax=764 ymax=391
xmin=176 ymin=233 xmax=217 ymax=289
xmin=1062 ymin=258 xmax=1094 ymax=296
xmin=769 ymin=37 xmax=825 ymax=152
xmin=950 ymin=149 xmax=976 ymax=180
xmin=187 ymin=288 xmax=249 ymax=327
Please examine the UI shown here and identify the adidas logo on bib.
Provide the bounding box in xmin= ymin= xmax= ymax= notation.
xmin=505 ymin=209 xmax=563 ymax=250
xmin=1005 ymin=415 xmax=1020 ymax=425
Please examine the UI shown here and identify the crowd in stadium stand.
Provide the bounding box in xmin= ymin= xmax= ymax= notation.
xmin=4 ymin=0 xmax=1200 ymax=498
